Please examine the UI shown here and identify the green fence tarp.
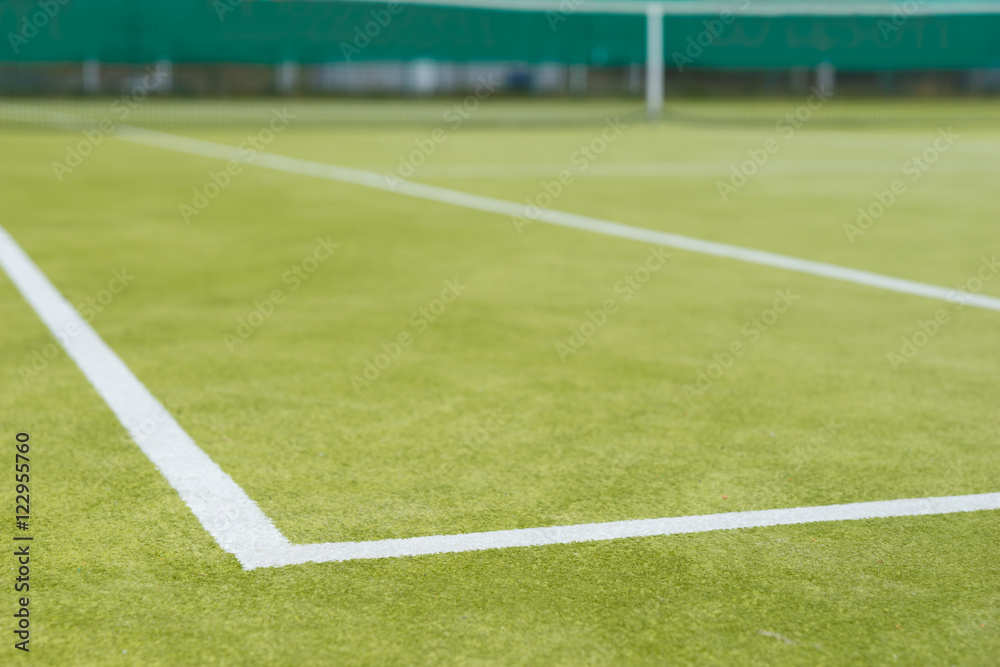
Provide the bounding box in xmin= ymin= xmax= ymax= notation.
xmin=1 ymin=0 xmax=999 ymax=69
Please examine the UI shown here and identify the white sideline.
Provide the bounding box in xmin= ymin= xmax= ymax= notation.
xmin=3 ymin=230 xmax=1000 ymax=570
xmin=109 ymin=124 xmax=1000 ymax=313
xmin=0 ymin=229 xmax=291 ymax=570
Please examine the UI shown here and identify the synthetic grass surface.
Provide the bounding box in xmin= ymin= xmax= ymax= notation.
xmin=0 ymin=100 xmax=998 ymax=664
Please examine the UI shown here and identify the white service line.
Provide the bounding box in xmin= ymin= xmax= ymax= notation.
xmin=112 ymin=124 xmax=1000 ymax=313
xmin=357 ymin=159 xmax=1000 ymax=179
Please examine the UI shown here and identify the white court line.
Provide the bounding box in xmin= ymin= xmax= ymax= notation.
xmin=274 ymin=493 xmax=1000 ymax=566
xmin=107 ymin=124 xmax=1000 ymax=313
xmin=0 ymin=228 xmax=292 ymax=570
xmin=0 ymin=230 xmax=998 ymax=569
xmin=357 ymin=159 xmax=1000 ymax=179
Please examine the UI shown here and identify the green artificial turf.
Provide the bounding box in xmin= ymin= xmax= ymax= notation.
xmin=0 ymin=99 xmax=998 ymax=664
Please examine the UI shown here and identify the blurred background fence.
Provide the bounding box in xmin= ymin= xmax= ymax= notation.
xmin=1 ymin=0 xmax=998 ymax=125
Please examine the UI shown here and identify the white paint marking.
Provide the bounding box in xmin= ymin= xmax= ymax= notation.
xmin=0 ymin=229 xmax=290 ymax=570
xmin=109 ymin=124 xmax=1000 ymax=313
xmin=274 ymin=493 xmax=1000 ymax=568
xmin=356 ymin=159 xmax=1000 ymax=179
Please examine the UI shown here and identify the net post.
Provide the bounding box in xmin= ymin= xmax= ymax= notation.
xmin=154 ymin=59 xmax=173 ymax=94
xmin=83 ymin=59 xmax=100 ymax=95
xmin=277 ymin=60 xmax=299 ymax=95
xmin=569 ymin=64 xmax=588 ymax=96
xmin=816 ymin=61 xmax=836 ymax=97
xmin=645 ymin=3 xmax=664 ymax=120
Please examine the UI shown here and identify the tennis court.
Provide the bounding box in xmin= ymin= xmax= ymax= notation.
xmin=2 ymin=96 xmax=999 ymax=662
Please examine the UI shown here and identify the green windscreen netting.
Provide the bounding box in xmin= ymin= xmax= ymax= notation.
xmin=1 ymin=0 xmax=998 ymax=125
